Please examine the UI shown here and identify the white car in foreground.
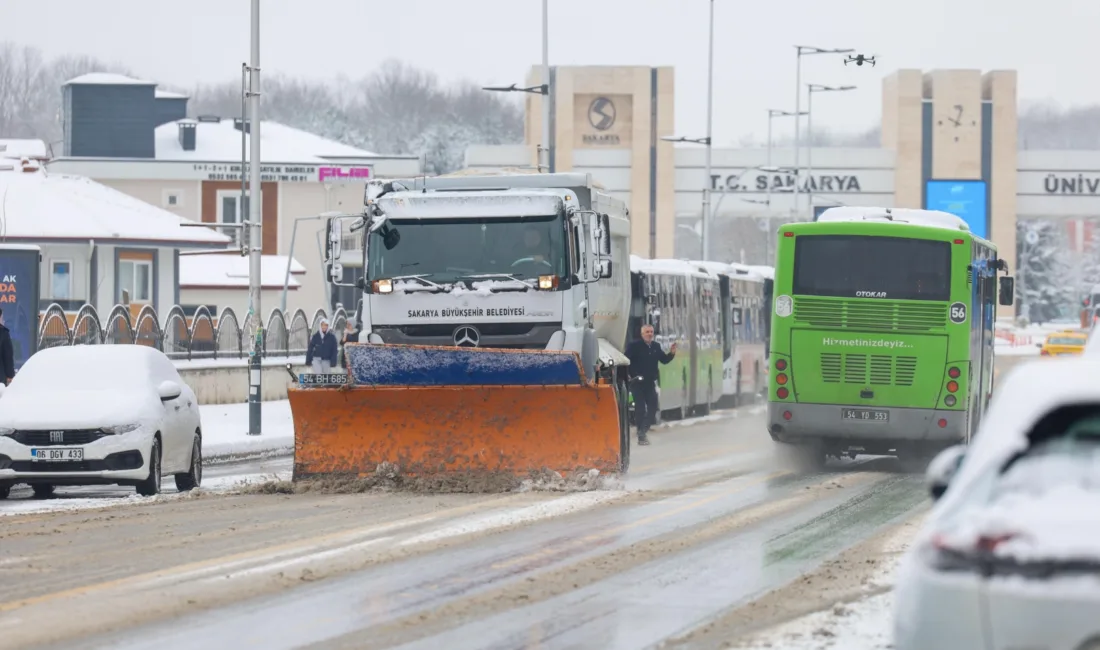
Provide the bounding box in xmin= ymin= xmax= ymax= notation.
xmin=0 ymin=345 xmax=203 ymax=499
xmin=894 ymin=357 xmax=1100 ymax=650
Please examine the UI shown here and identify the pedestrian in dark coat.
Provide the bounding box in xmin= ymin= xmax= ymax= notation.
xmin=306 ymin=318 xmax=338 ymax=373
xmin=624 ymin=323 xmax=677 ymax=445
xmin=0 ymin=308 xmax=13 ymax=385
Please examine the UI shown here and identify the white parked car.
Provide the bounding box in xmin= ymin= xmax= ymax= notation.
xmin=894 ymin=356 xmax=1100 ymax=650
xmin=0 ymin=345 xmax=203 ymax=499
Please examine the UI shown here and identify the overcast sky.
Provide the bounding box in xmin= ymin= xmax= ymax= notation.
xmin=1 ymin=0 xmax=1094 ymax=146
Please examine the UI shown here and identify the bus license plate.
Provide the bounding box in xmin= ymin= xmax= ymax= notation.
xmin=30 ymin=448 xmax=84 ymax=461
xmin=842 ymin=409 xmax=889 ymax=423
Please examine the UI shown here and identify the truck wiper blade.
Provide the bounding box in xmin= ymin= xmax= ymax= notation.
xmin=389 ymin=274 xmax=446 ymax=291
xmin=460 ymin=274 xmax=534 ymax=291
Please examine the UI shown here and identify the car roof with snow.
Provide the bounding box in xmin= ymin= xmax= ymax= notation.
xmin=933 ymin=356 xmax=1100 ymax=515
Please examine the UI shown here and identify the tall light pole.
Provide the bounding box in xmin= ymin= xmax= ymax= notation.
xmin=793 ymin=46 xmax=853 ymax=219
xmin=246 ymin=0 xmax=263 ymax=435
xmin=702 ymin=0 xmax=715 ymax=261
xmin=806 ymin=84 xmax=856 ymax=217
xmin=541 ymin=0 xmax=550 ymax=172
xmin=663 ymin=135 xmax=711 ymax=259
xmin=483 ymin=1 xmax=553 ymax=172
xmin=766 ymin=109 xmax=806 ymax=230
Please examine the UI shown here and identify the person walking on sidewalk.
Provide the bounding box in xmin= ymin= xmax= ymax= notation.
xmin=625 ymin=324 xmax=677 ymax=445
xmin=306 ymin=318 xmax=338 ymax=374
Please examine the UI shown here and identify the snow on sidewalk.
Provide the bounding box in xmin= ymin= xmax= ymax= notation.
xmin=201 ymin=400 xmax=295 ymax=462
xmin=735 ymin=515 xmax=924 ymax=650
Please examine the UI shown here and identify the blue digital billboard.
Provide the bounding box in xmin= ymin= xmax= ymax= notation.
xmin=0 ymin=245 xmax=41 ymax=372
xmin=925 ymin=180 xmax=988 ymax=238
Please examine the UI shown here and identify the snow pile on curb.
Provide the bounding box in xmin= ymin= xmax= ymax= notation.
xmin=200 ymin=400 xmax=295 ymax=463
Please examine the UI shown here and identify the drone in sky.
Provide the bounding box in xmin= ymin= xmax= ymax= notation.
xmin=844 ymin=54 xmax=876 ymax=67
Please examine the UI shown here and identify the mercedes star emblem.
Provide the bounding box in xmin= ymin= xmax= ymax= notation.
xmin=453 ymin=326 xmax=480 ymax=347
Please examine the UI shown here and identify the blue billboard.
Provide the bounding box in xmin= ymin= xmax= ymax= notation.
xmin=925 ymin=180 xmax=988 ymax=238
xmin=0 ymin=245 xmax=41 ymax=373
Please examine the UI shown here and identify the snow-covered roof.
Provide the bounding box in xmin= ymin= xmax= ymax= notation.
xmin=65 ymin=72 xmax=155 ymax=86
xmin=630 ymin=255 xmax=716 ymax=280
xmin=932 ymin=357 xmax=1100 ymax=518
xmin=689 ymin=260 xmax=769 ymax=283
xmin=155 ymin=89 xmax=189 ymax=99
xmin=179 ymin=254 xmax=306 ymax=289
xmin=745 ymin=265 xmax=774 ymax=280
xmin=378 ymin=190 xmax=564 ymax=219
xmin=0 ymin=164 xmax=230 ymax=246
xmin=0 ymin=139 xmax=49 ymax=160
xmin=817 ymin=206 xmax=970 ymax=233
xmin=154 ymin=119 xmax=378 ymax=163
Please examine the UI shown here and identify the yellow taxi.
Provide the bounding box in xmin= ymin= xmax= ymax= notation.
xmin=1039 ymin=329 xmax=1089 ymax=356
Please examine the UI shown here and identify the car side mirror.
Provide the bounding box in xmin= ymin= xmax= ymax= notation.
xmin=999 ymin=276 xmax=1015 ymax=306
xmin=925 ymin=444 xmax=966 ymax=501
xmin=157 ymin=380 xmax=182 ymax=402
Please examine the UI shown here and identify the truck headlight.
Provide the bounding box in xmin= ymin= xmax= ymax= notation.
xmin=374 ymin=279 xmax=393 ymax=294
xmin=538 ymin=275 xmax=557 ymax=290
xmin=102 ymin=423 xmax=141 ymax=435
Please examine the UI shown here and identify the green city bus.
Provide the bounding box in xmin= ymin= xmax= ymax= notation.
xmin=766 ymin=207 xmax=1016 ymax=466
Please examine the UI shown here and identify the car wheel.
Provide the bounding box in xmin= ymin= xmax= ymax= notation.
xmin=31 ymin=484 xmax=54 ymax=499
xmin=174 ymin=435 xmax=203 ymax=492
xmin=136 ymin=438 xmax=162 ymax=497
xmin=0 ymin=482 xmax=11 ymax=500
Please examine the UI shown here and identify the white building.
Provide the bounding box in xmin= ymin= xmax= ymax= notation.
xmin=45 ymin=73 xmax=422 ymax=316
xmin=178 ymin=253 xmax=307 ymax=318
xmin=0 ymin=156 xmax=230 ymax=317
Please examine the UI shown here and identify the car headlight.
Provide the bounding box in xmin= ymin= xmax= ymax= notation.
xmin=102 ymin=423 xmax=141 ymax=435
xmin=0 ymin=427 xmax=13 ymax=437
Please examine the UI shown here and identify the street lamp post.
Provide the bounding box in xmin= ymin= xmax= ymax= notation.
xmin=793 ymin=46 xmax=854 ymax=219
xmin=806 ymin=84 xmax=856 ymax=216
xmin=663 ymin=135 xmax=711 ymax=259
xmin=484 ymin=1 xmax=552 ymax=172
xmin=702 ymin=0 xmax=715 ymax=262
xmin=766 ymin=109 xmax=807 ymax=234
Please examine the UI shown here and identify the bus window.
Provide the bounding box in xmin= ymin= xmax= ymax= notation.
xmin=793 ymin=234 xmax=951 ymax=301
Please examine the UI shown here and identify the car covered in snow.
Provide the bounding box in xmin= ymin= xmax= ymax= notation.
xmin=0 ymin=345 xmax=203 ymax=499
xmin=894 ymin=356 xmax=1100 ymax=650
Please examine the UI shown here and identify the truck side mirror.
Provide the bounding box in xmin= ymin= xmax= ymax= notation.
xmin=999 ymin=276 xmax=1015 ymax=306
xmin=597 ymin=259 xmax=612 ymax=279
xmin=597 ymin=214 xmax=612 ymax=256
xmin=381 ymin=224 xmax=401 ymax=250
xmin=326 ymin=217 xmax=342 ymax=262
xmin=329 ymin=262 xmax=344 ymax=283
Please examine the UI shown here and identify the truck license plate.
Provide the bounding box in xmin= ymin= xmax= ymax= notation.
xmin=842 ymin=409 xmax=889 ymax=423
xmin=30 ymin=448 xmax=84 ymax=461
xmin=298 ymin=373 xmax=349 ymax=387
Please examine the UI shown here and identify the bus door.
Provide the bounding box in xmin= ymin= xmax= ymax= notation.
xmin=686 ymin=276 xmax=699 ymax=409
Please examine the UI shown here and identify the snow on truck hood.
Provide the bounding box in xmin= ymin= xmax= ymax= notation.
xmin=0 ymin=388 xmax=160 ymax=430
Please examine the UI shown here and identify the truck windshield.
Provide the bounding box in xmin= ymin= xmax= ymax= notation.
xmin=367 ymin=214 xmax=567 ymax=283
xmin=792 ymin=234 xmax=952 ymax=301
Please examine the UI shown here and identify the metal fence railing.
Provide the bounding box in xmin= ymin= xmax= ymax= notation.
xmin=36 ymin=301 xmax=358 ymax=362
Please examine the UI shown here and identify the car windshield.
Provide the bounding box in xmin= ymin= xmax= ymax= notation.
xmin=792 ymin=234 xmax=952 ymax=301
xmin=367 ymin=214 xmax=567 ymax=284
xmin=11 ymin=347 xmax=150 ymax=393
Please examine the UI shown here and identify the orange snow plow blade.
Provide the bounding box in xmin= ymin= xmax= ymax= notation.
xmin=288 ymin=344 xmax=626 ymax=480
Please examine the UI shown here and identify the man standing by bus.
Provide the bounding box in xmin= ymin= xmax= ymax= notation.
xmin=626 ymin=324 xmax=677 ymax=445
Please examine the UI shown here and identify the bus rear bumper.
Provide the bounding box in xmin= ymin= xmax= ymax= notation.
xmin=766 ymin=402 xmax=965 ymax=453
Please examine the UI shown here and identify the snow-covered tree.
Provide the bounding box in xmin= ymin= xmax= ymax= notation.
xmin=1017 ymin=219 xmax=1076 ymax=323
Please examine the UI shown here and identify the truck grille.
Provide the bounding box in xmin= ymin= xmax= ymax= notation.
xmin=11 ymin=430 xmax=109 ymax=446
xmin=794 ymin=298 xmax=947 ymax=332
xmin=820 ymin=353 xmax=918 ymax=386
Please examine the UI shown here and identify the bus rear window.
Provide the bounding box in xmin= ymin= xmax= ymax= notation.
xmin=792 ymin=235 xmax=952 ymax=301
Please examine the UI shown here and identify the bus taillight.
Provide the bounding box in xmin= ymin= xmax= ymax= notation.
xmin=945 ymin=395 xmax=957 ymax=407
xmin=783 ymin=411 xmax=792 ymax=420
xmin=776 ymin=359 xmax=788 ymax=371
xmin=776 ymin=373 xmax=788 ymax=385
xmin=777 ymin=387 xmax=789 ymax=399
xmin=937 ymin=418 xmax=948 ymax=428
xmin=948 ymin=367 xmax=960 ymax=378
xmin=946 ymin=381 xmax=959 ymax=393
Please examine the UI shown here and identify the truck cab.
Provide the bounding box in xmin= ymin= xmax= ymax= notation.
xmin=323 ymin=172 xmax=632 ymax=383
